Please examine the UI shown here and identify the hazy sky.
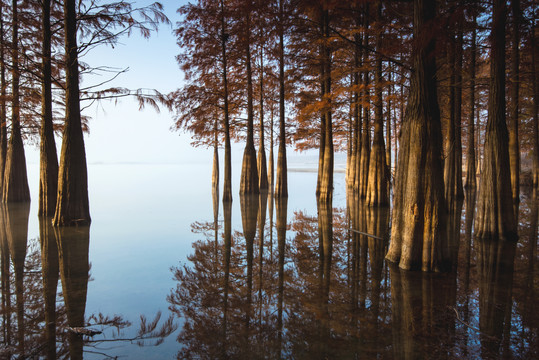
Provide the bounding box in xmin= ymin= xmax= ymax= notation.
xmin=25 ymin=0 xmax=207 ymax=166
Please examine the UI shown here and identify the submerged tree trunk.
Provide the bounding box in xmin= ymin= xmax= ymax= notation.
xmin=533 ymin=17 xmax=539 ymax=189
xmin=353 ymin=29 xmax=362 ymax=194
xmin=366 ymin=1 xmax=388 ymax=206
xmin=318 ymin=9 xmax=333 ymax=203
xmin=3 ymin=0 xmax=30 ymax=203
xmin=508 ymin=0 xmax=520 ymax=203
xmin=212 ymin=123 xmax=219 ymax=191
xmin=221 ymin=0 xmax=232 ymax=202
xmin=257 ymin=44 xmax=269 ymax=191
xmin=358 ymin=14 xmax=370 ymax=199
xmin=386 ymin=68 xmax=392 ymax=187
xmin=268 ymin=105 xmax=274 ymax=191
xmin=39 ymin=0 xmax=59 ymax=216
xmin=53 ymin=0 xmax=90 ymax=226
xmin=0 ymin=3 xmax=7 ymax=195
xmin=465 ymin=14 xmax=477 ymax=189
xmin=240 ymin=9 xmax=259 ymax=196
xmin=275 ymin=0 xmax=287 ymax=199
xmin=475 ymin=0 xmax=517 ymax=241
xmin=385 ymin=0 xmax=447 ymax=272
xmin=444 ymin=24 xmax=464 ymax=202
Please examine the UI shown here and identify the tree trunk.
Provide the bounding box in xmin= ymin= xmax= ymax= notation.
xmin=3 ymin=0 xmax=30 ymax=203
xmin=0 ymin=4 xmax=7 ymax=195
xmin=275 ymin=0 xmax=287 ymax=198
xmin=240 ymin=9 xmax=259 ymax=196
xmin=366 ymin=0 xmax=388 ymax=206
xmin=53 ymin=0 xmax=90 ymax=226
xmin=385 ymin=0 xmax=447 ymax=272
xmin=386 ymin=67 xmax=392 ymax=187
xmin=39 ymin=0 xmax=59 ymax=216
xmin=533 ymin=17 xmax=539 ymax=189
xmin=444 ymin=24 xmax=464 ymax=203
xmin=268 ymin=105 xmax=274 ymax=191
xmin=257 ymin=45 xmax=269 ymax=191
xmin=465 ymin=13 xmax=477 ymax=189
xmin=220 ymin=0 xmax=232 ymax=203
xmin=474 ymin=0 xmax=517 ymax=241
xmin=318 ymin=9 xmax=333 ymax=204
xmin=358 ymin=11 xmax=370 ymax=199
xmin=508 ymin=0 xmax=520 ymax=203
xmin=353 ymin=28 xmax=362 ymax=193
xmin=212 ymin=124 xmax=219 ymax=191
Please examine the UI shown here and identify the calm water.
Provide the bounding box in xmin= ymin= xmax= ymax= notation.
xmin=0 ymin=163 xmax=537 ymax=359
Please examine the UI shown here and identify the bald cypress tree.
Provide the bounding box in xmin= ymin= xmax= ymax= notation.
xmin=385 ymin=0 xmax=447 ymax=271
xmin=53 ymin=0 xmax=90 ymax=226
xmin=474 ymin=0 xmax=516 ymax=241
xmin=3 ymin=0 xmax=30 ymax=203
xmin=39 ymin=0 xmax=59 ymax=216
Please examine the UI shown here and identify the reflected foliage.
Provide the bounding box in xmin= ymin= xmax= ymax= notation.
xmin=170 ymin=189 xmax=538 ymax=359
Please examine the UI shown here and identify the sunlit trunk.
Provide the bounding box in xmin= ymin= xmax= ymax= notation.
xmin=358 ymin=19 xmax=370 ymax=199
xmin=475 ymin=0 xmax=517 ymax=241
xmin=220 ymin=0 xmax=232 ymax=203
xmin=240 ymin=9 xmax=260 ymax=196
xmin=53 ymin=0 xmax=90 ymax=225
xmin=257 ymin=45 xmax=268 ymax=191
xmin=385 ymin=0 xmax=447 ymax=271
xmin=275 ymin=0 xmax=287 ymax=199
xmin=3 ymin=0 xmax=30 ymax=203
xmin=212 ymin=120 xmax=219 ymax=191
xmin=39 ymin=0 xmax=59 ymax=216
xmin=366 ymin=1 xmax=388 ymax=206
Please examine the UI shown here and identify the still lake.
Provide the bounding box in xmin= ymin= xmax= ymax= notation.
xmin=1 ymin=159 xmax=537 ymax=359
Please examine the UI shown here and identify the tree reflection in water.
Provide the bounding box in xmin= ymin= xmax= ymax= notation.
xmin=170 ymin=188 xmax=538 ymax=359
xmin=0 ymin=205 xmax=176 ymax=358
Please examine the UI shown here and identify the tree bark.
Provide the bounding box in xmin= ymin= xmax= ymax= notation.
xmin=465 ymin=13 xmax=477 ymax=189
xmin=444 ymin=23 xmax=464 ymax=203
xmin=240 ymin=7 xmax=260 ymax=195
xmin=385 ymin=0 xmax=447 ymax=271
xmin=212 ymin=122 xmax=219 ymax=191
xmin=220 ymin=0 xmax=232 ymax=203
xmin=39 ymin=0 xmax=59 ymax=216
xmin=366 ymin=0 xmax=388 ymax=206
xmin=0 ymin=3 xmax=7 ymax=195
xmin=275 ymin=0 xmax=288 ymax=198
xmin=474 ymin=0 xmax=517 ymax=241
xmin=508 ymin=0 xmax=520 ymax=202
xmin=358 ymin=12 xmax=370 ymax=199
xmin=53 ymin=0 xmax=91 ymax=226
xmin=3 ymin=0 xmax=30 ymax=203
xmin=533 ymin=17 xmax=539 ymax=189
xmin=318 ymin=8 xmax=333 ymax=203
xmin=257 ymin=44 xmax=269 ymax=191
